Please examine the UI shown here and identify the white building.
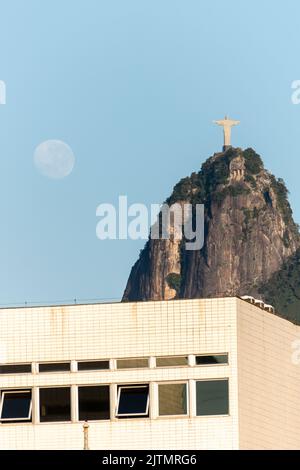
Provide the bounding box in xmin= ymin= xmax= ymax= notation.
xmin=0 ymin=297 xmax=299 ymax=450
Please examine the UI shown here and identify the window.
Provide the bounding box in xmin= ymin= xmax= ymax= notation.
xmin=0 ymin=364 xmax=31 ymax=374
xmin=196 ymin=380 xmax=229 ymax=416
xmin=39 ymin=362 xmax=70 ymax=373
xmin=156 ymin=356 xmax=188 ymax=367
xmin=0 ymin=390 xmax=32 ymax=422
xmin=78 ymin=386 xmax=110 ymax=421
xmin=78 ymin=361 xmax=109 ymax=371
xmin=117 ymin=358 xmax=148 ymax=369
xmin=196 ymin=354 xmax=228 ymax=365
xmin=39 ymin=387 xmax=71 ymax=422
xmin=116 ymin=385 xmax=149 ymax=418
xmin=158 ymin=383 xmax=187 ymax=416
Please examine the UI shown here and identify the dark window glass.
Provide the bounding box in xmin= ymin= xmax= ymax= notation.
xmin=78 ymin=386 xmax=110 ymax=421
xmin=117 ymin=358 xmax=148 ymax=369
xmin=78 ymin=361 xmax=109 ymax=371
xmin=40 ymin=387 xmax=71 ymax=422
xmin=158 ymin=383 xmax=187 ymax=416
xmin=196 ymin=354 xmax=228 ymax=365
xmin=156 ymin=357 xmax=188 ymax=367
xmin=0 ymin=364 xmax=31 ymax=374
xmin=0 ymin=391 xmax=31 ymax=421
xmin=39 ymin=363 xmax=70 ymax=373
xmin=117 ymin=385 xmax=149 ymax=417
xmin=196 ymin=380 xmax=229 ymax=416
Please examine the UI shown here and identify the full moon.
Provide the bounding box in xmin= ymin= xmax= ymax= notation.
xmin=34 ymin=140 xmax=75 ymax=179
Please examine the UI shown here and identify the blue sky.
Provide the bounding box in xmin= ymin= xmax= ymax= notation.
xmin=0 ymin=0 xmax=300 ymax=305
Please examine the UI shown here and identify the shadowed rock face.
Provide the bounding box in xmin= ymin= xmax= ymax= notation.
xmin=122 ymin=147 xmax=300 ymax=311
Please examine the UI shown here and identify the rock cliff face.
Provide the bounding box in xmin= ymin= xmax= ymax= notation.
xmin=122 ymin=147 xmax=300 ymax=319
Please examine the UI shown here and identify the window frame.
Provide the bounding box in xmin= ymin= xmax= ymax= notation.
xmin=195 ymin=378 xmax=230 ymax=417
xmin=116 ymin=358 xmax=149 ymax=370
xmin=158 ymin=381 xmax=189 ymax=417
xmin=38 ymin=362 xmax=71 ymax=373
xmin=0 ymin=389 xmax=32 ymax=422
xmin=0 ymin=363 xmax=32 ymax=375
xmin=195 ymin=353 xmax=229 ymax=366
xmin=78 ymin=384 xmax=110 ymax=422
xmin=39 ymin=386 xmax=71 ymax=423
xmin=77 ymin=360 xmax=110 ymax=371
xmin=155 ymin=356 xmax=188 ymax=368
xmin=116 ymin=385 xmax=150 ymax=418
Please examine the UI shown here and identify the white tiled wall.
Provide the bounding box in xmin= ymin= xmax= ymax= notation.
xmin=0 ymin=298 xmax=239 ymax=449
xmin=4 ymin=297 xmax=299 ymax=449
xmin=237 ymin=299 xmax=300 ymax=450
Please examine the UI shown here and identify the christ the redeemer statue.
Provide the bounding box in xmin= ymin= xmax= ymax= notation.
xmin=213 ymin=115 xmax=240 ymax=151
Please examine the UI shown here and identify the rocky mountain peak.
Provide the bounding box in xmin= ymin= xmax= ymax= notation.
xmin=122 ymin=147 xmax=300 ymax=323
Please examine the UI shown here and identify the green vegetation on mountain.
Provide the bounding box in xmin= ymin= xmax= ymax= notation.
xmin=166 ymin=272 xmax=181 ymax=296
xmin=259 ymin=249 xmax=300 ymax=324
xmin=243 ymin=148 xmax=263 ymax=174
xmin=167 ymin=147 xmax=262 ymax=206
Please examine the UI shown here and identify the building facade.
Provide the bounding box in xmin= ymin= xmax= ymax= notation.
xmin=0 ymin=297 xmax=299 ymax=450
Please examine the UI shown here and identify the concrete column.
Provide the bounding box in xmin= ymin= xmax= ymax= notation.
xmin=189 ymin=379 xmax=196 ymax=418
xmin=110 ymin=359 xmax=116 ymax=371
xmin=149 ymin=357 xmax=156 ymax=369
xmin=150 ymin=382 xmax=158 ymax=419
xmin=110 ymin=383 xmax=118 ymax=420
xmin=71 ymin=385 xmax=78 ymax=422
xmin=188 ymin=355 xmax=196 ymax=367
xmin=31 ymin=362 xmax=38 ymax=374
xmin=71 ymin=360 xmax=77 ymax=373
xmin=32 ymin=387 xmax=40 ymax=424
